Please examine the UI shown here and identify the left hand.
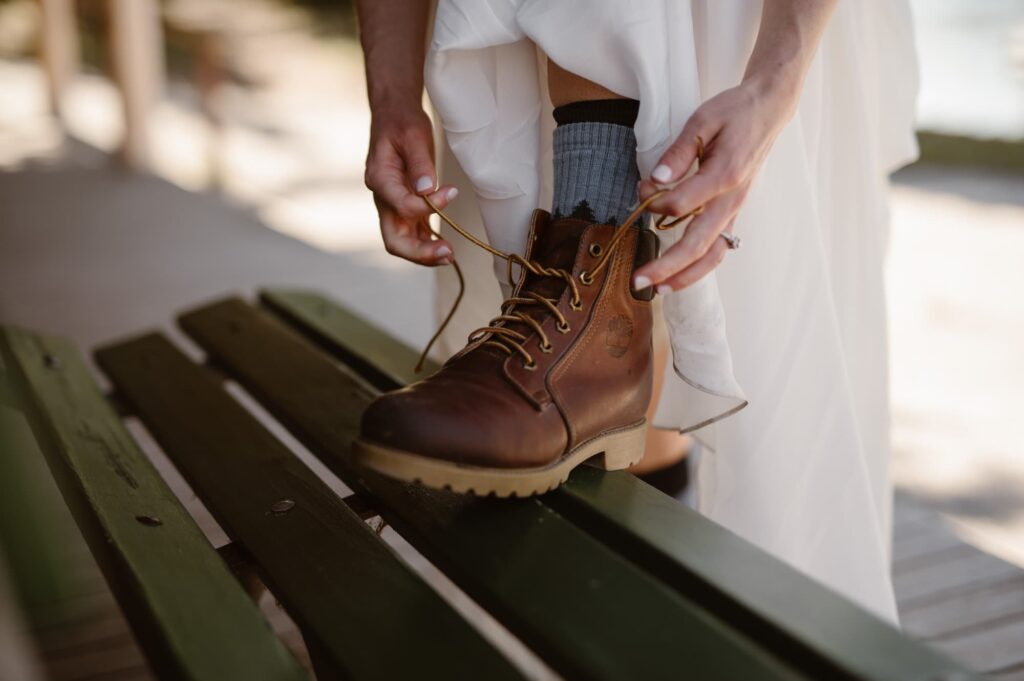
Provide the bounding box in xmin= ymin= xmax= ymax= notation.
xmin=632 ymin=76 xmax=799 ymax=293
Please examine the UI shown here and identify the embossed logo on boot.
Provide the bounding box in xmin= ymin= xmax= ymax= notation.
xmin=605 ymin=314 xmax=633 ymax=358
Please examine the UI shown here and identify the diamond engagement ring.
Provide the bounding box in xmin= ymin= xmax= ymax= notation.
xmin=720 ymin=232 xmax=742 ymax=250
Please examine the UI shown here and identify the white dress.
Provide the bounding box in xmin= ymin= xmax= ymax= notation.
xmin=425 ymin=0 xmax=919 ymax=623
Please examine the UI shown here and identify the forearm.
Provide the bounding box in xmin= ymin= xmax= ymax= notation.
xmin=743 ymin=0 xmax=838 ymax=110
xmin=355 ymin=0 xmax=431 ymax=112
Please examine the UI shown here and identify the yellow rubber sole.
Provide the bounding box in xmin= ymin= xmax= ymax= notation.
xmin=352 ymin=420 xmax=647 ymax=497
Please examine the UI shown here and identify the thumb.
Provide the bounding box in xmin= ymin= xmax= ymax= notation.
xmin=404 ymin=136 xmax=438 ymax=195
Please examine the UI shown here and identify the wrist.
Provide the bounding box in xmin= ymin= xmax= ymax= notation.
xmin=743 ymin=52 xmax=803 ymax=96
xmin=741 ymin=2 xmax=837 ymax=120
xmin=369 ymin=100 xmax=432 ymax=145
xmin=741 ymin=63 xmax=803 ymax=121
xmin=368 ymin=81 xmax=424 ymax=116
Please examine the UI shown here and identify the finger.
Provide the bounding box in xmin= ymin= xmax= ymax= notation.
xmin=401 ymin=126 xmax=438 ymax=194
xmin=379 ymin=210 xmax=454 ymax=266
xmin=637 ymin=177 xmax=681 ymax=209
xmin=648 ymin=113 xmax=717 ymax=184
xmin=644 ymin=152 xmax=738 ymax=218
xmin=632 ymin=195 xmax=735 ymax=287
xmin=372 ymin=169 xmax=458 ymax=220
xmin=637 ymin=178 xmax=659 ymax=202
xmin=655 ymin=237 xmax=730 ymax=293
xmin=420 ymin=185 xmax=459 ymax=213
xmin=415 ymin=216 xmax=455 ymax=257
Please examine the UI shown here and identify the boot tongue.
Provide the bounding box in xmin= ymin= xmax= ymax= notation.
xmin=476 ymin=217 xmax=591 ymax=360
xmin=520 ymin=218 xmax=590 ymax=301
xmin=496 ymin=218 xmax=590 ymax=345
xmin=531 ymin=218 xmax=590 ymax=272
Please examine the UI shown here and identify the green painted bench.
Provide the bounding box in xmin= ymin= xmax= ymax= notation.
xmin=0 ymin=289 xmax=984 ymax=680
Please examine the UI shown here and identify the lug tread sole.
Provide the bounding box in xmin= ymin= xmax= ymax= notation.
xmin=353 ymin=420 xmax=647 ymax=497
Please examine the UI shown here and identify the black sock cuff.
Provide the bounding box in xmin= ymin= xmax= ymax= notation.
xmin=553 ymin=98 xmax=640 ymax=128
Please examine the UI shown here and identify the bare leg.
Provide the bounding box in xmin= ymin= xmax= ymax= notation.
xmin=547 ymin=60 xmax=624 ymax=107
xmin=546 ymin=60 xmax=691 ymax=474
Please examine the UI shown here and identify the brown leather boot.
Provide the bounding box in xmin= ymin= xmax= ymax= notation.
xmin=354 ymin=210 xmax=658 ymax=496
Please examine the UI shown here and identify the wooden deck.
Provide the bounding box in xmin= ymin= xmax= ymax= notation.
xmin=7 ymin=489 xmax=1021 ymax=680
xmin=894 ymin=493 xmax=1024 ymax=679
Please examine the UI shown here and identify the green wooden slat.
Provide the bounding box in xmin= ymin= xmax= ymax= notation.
xmin=261 ymin=289 xmax=439 ymax=390
xmin=0 ymin=369 xmax=20 ymax=408
xmin=95 ymin=332 xmax=524 ymax=681
xmin=260 ymin=288 xmax=982 ymax=681
xmin=179 ymin=297 xmax=807 ymax=681
xmin=0 ymin=367 xmax=80 ymax=625
xmin=0 ymin=326 xmax=307 ymax=681
xmin=550 ymin=468 xmax=981 ymax=681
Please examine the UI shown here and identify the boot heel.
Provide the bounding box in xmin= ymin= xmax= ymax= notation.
xmin=587 ymin=421 xmax=647 ymax=471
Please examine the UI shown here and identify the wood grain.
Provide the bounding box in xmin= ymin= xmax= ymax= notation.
xmin=0 ymin=326 xmax=306 ymax=681
xmin=96 ymin=332 xmax=524 ymax=681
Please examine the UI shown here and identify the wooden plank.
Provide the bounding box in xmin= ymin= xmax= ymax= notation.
xmin=991 ymin=661 xmax=1024 ymax=681
xmin=259 ymin=289 xmax=980 ymax=681
xmin=95 ymin=332 xmax=524 ymax=681
xmin=45 ymin=633 xmax=150 ymax=681
xmin=0 ymin=369 xmax=82 ymax=625
xmin=896 ymin=548 xmax=1022 ymax=608
xmin=0 ymin=550 xmax=45 ymax=681
xmin=35 ymin=606 xmax=137 ymax=657
xmin=261 ymin=289 xmax=439 ymax=390
xmin=892 ymin=494 xmax=935 ymax=529
xmin=902 ymin=575 xmax=1024 ymax=640
xmin=0 ymin=327 xmax=307 ymax=681
xmin=892 ymin=519 xmax=971 ymax=567
xmin=0 ymin=369 xmax=20 ymax=407
xmin=895 ymin=541 xmax=978 ymax=577
xmin=181 ymin=297 xmax=809 ymax=681
xmin=933 ymin=616 xmax=1024 ymax=673
xmin=548 ymin=468 xmax=981 ymax=681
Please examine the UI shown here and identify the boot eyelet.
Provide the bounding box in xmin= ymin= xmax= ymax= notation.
xmin=588 ymin=243 xmax=603 ymax=257
xmin=540 ymin=342 xmax=553 ymax=354
xmin=557 ymin=321 xmax=571 ymax=334
xmin=579 ymin=271 xmax=594 ymax=286
xmin=523 ymin=360 xmax=538 ymax=371
xmin=569 ymin=298 xmax=582 ymax=312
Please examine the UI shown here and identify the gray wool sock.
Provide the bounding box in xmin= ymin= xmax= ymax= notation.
xmin=551 ymin=121 xmax=641 ymax=226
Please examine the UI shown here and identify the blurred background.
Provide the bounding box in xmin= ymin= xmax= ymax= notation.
xmin=0 ymin=0 xmax=1022 ymax=679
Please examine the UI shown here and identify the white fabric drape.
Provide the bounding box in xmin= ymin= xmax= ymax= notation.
xmin=425 ymin=0 xmax=918 ymax=623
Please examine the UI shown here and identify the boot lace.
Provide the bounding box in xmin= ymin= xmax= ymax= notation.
xmin=414 ymin=137 xmax=706 ymax=372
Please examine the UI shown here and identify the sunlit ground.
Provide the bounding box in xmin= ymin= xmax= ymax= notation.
xmin=1 ymin=0 xmax=1023 ymax=569
xmin=887 ymin=167 xmax=1024 ymax=565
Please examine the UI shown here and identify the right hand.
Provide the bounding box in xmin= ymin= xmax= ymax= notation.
xmin=364 ymin=104 xmax=459 ymax=266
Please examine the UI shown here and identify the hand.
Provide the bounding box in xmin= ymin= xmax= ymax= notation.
xmin=364 ymin=103 xmax=459 ymax=266
xmin=633 ymin=76 xmax=799 ymax=293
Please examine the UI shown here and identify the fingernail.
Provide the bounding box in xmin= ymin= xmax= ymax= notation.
xmin=633 ymin=275 xmax=652 ymax=290
xmin=415 ymin=176 xmax=434 ymax=193
xmin=651 ymin=165 xmax=673 ymax=183
xmin=435 ymin=245 xmax=452 ymax=258
xmin=656 ymin=284 xmax=673 ymax=296
xmin=446 ymin=187 xmax=459 ymax=201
